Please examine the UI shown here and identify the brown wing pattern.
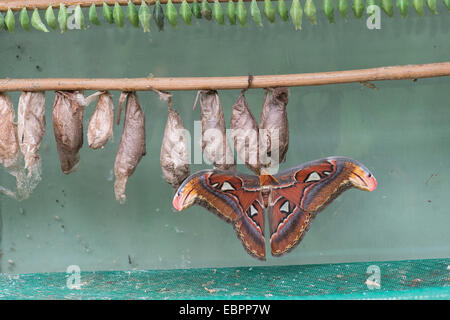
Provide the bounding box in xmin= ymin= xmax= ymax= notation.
xmin=270 ymin=157 xmax=377 ymax=256
xmin=173 ymin=170 xmax=266 ymax=260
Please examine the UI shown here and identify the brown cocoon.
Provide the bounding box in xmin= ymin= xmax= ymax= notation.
xmin=230 ymin=93 xmax=260 ymax=175
xmin=198 ymin=90 xmax=235 ymax=171
xmin=0 ymin=93 xmax=20 ymax=169
xmin=114 ymin=92 xmax=146 ymax=204
xmin=52 ymin=91 xmax=101 ymax=174
xmin=160 ymin=102 xmax=190 ymax=189
xmin=88 ymin=92 xmax=115 ymax=149
xmin=18 ymin=91 xmax=46 ymax=177
xmin=259 ymin=87 xmax=289 ymax=171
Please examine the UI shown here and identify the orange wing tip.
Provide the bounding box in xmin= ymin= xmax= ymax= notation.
xmin=172 ymin=194 xmax=183 ymax=211
xmin=172 ymin=187 xmax=196 ymax=211
xmin=348 ymin=164 xmax=378 ymax=192
xmin=367 ymin=175 xmax=377 ymax=191
xmin=172 ymin=174 xmax=201 ymax=211
xmin=172 ymin=184 xmax=193 ymax=211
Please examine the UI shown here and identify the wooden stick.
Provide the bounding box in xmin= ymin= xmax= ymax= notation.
xmin=0 ymin=62 xmax=449 ymax=92
xmin=0 ymin=0 xmax=256 ymax=11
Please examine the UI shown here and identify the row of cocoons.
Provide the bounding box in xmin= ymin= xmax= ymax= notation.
xmin=0 ymin=0 xmax=448 ymax=33
xmin=0 ymin=91 xmax=144 ymax=204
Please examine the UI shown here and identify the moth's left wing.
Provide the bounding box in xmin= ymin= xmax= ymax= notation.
xmin=269 ymin=157 xmax=377 ymax=257
xmin=173 ymin=170 xmax=266 ymax=260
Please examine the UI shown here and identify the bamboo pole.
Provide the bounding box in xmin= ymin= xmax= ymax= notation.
xmin=0 ymin=62 xmax=449 ymax=92
xmin=0 ymin=0 xmax=254 ymax=11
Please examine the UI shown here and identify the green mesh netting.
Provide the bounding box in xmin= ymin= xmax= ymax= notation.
xmin=0 ymin=258 xmax=449 ymax=299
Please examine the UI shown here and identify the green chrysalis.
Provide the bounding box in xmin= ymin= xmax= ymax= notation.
xmin=103 ymin=3 xmax=114 ymax=23
xmin=5 ymin=8 xmax=15 ymax=33
xmin=113 ymin=3 xmax=125 ymax=27
xmin=213 ymin=0 xmax=225 ymax=24
xmin=139 ymin=0 xmax=151 ymax=32
xmin=31 ymin=9 xmax=49 ymax=32
xmin=192 ymin=0 xmax=203 ymax=18
xmin=201 ymin=0 xmax=213 ymax=20
xmin=165 ymin=0 xmax=178 ymax=27
xmin=250 ymin=0 xmax=263 ymax=27
xmin=45 ymin=6 xmax=58 ymax=30
xmin=290 ymin=0 xmax=303 ymax=30
xmin=89 ymin=4 xmax=100 ymax=25
xmin=338 ymin=0 xmax=349 ymax=18
xmin=304 ymin=0 xmax=317 ymax=24
xmin=180 ymin=0 xmax=193 ymax=25
xmin=366 ymin=0 xmax=377 ymax=14
xmin=263 ymin=0 xmax=276 ymax=22
xmin=227 ymin=0 xmax=237 ymax=24
xmin=397 ymin=0 xmax=409 ymax=17
xmin=443 ymin=0 xmax=450 ymax=10
xmin=75 ymin=4 xmax=86 ymax=30
xmin=323 ymin=0 xmax=334 ymax=23
xmin=352 ymin=0 xmax=365 ymax=17
xmin=0 ymin=12 xmax=4 ymax=30
xmin=426 ymin=0 xmax=438 ymax=13
xmin=154 ymin=0 xmax=165 ymax=31
xmin=20 ymin=8 xmax=30 ymax=31
xmin=237 ymin=0 xmax=247 ymax=26
xmin=412 ymin=0 xmax=424 ymax=15
xmin=127 ymin=1 xmax=139 ymax=27
xmin=277 ymin=0 xmax=289 ymax=20
xmin=366 ymin=0 xmax=378 ymax=24
xmin=58 ymin=4 xmax=68 ymax=33
xmin=380 ymin=0 xmax=394 ymax=16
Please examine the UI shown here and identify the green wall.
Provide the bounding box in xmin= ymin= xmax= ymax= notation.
xmin=0 ymin=3 xmax=449 ymax=274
